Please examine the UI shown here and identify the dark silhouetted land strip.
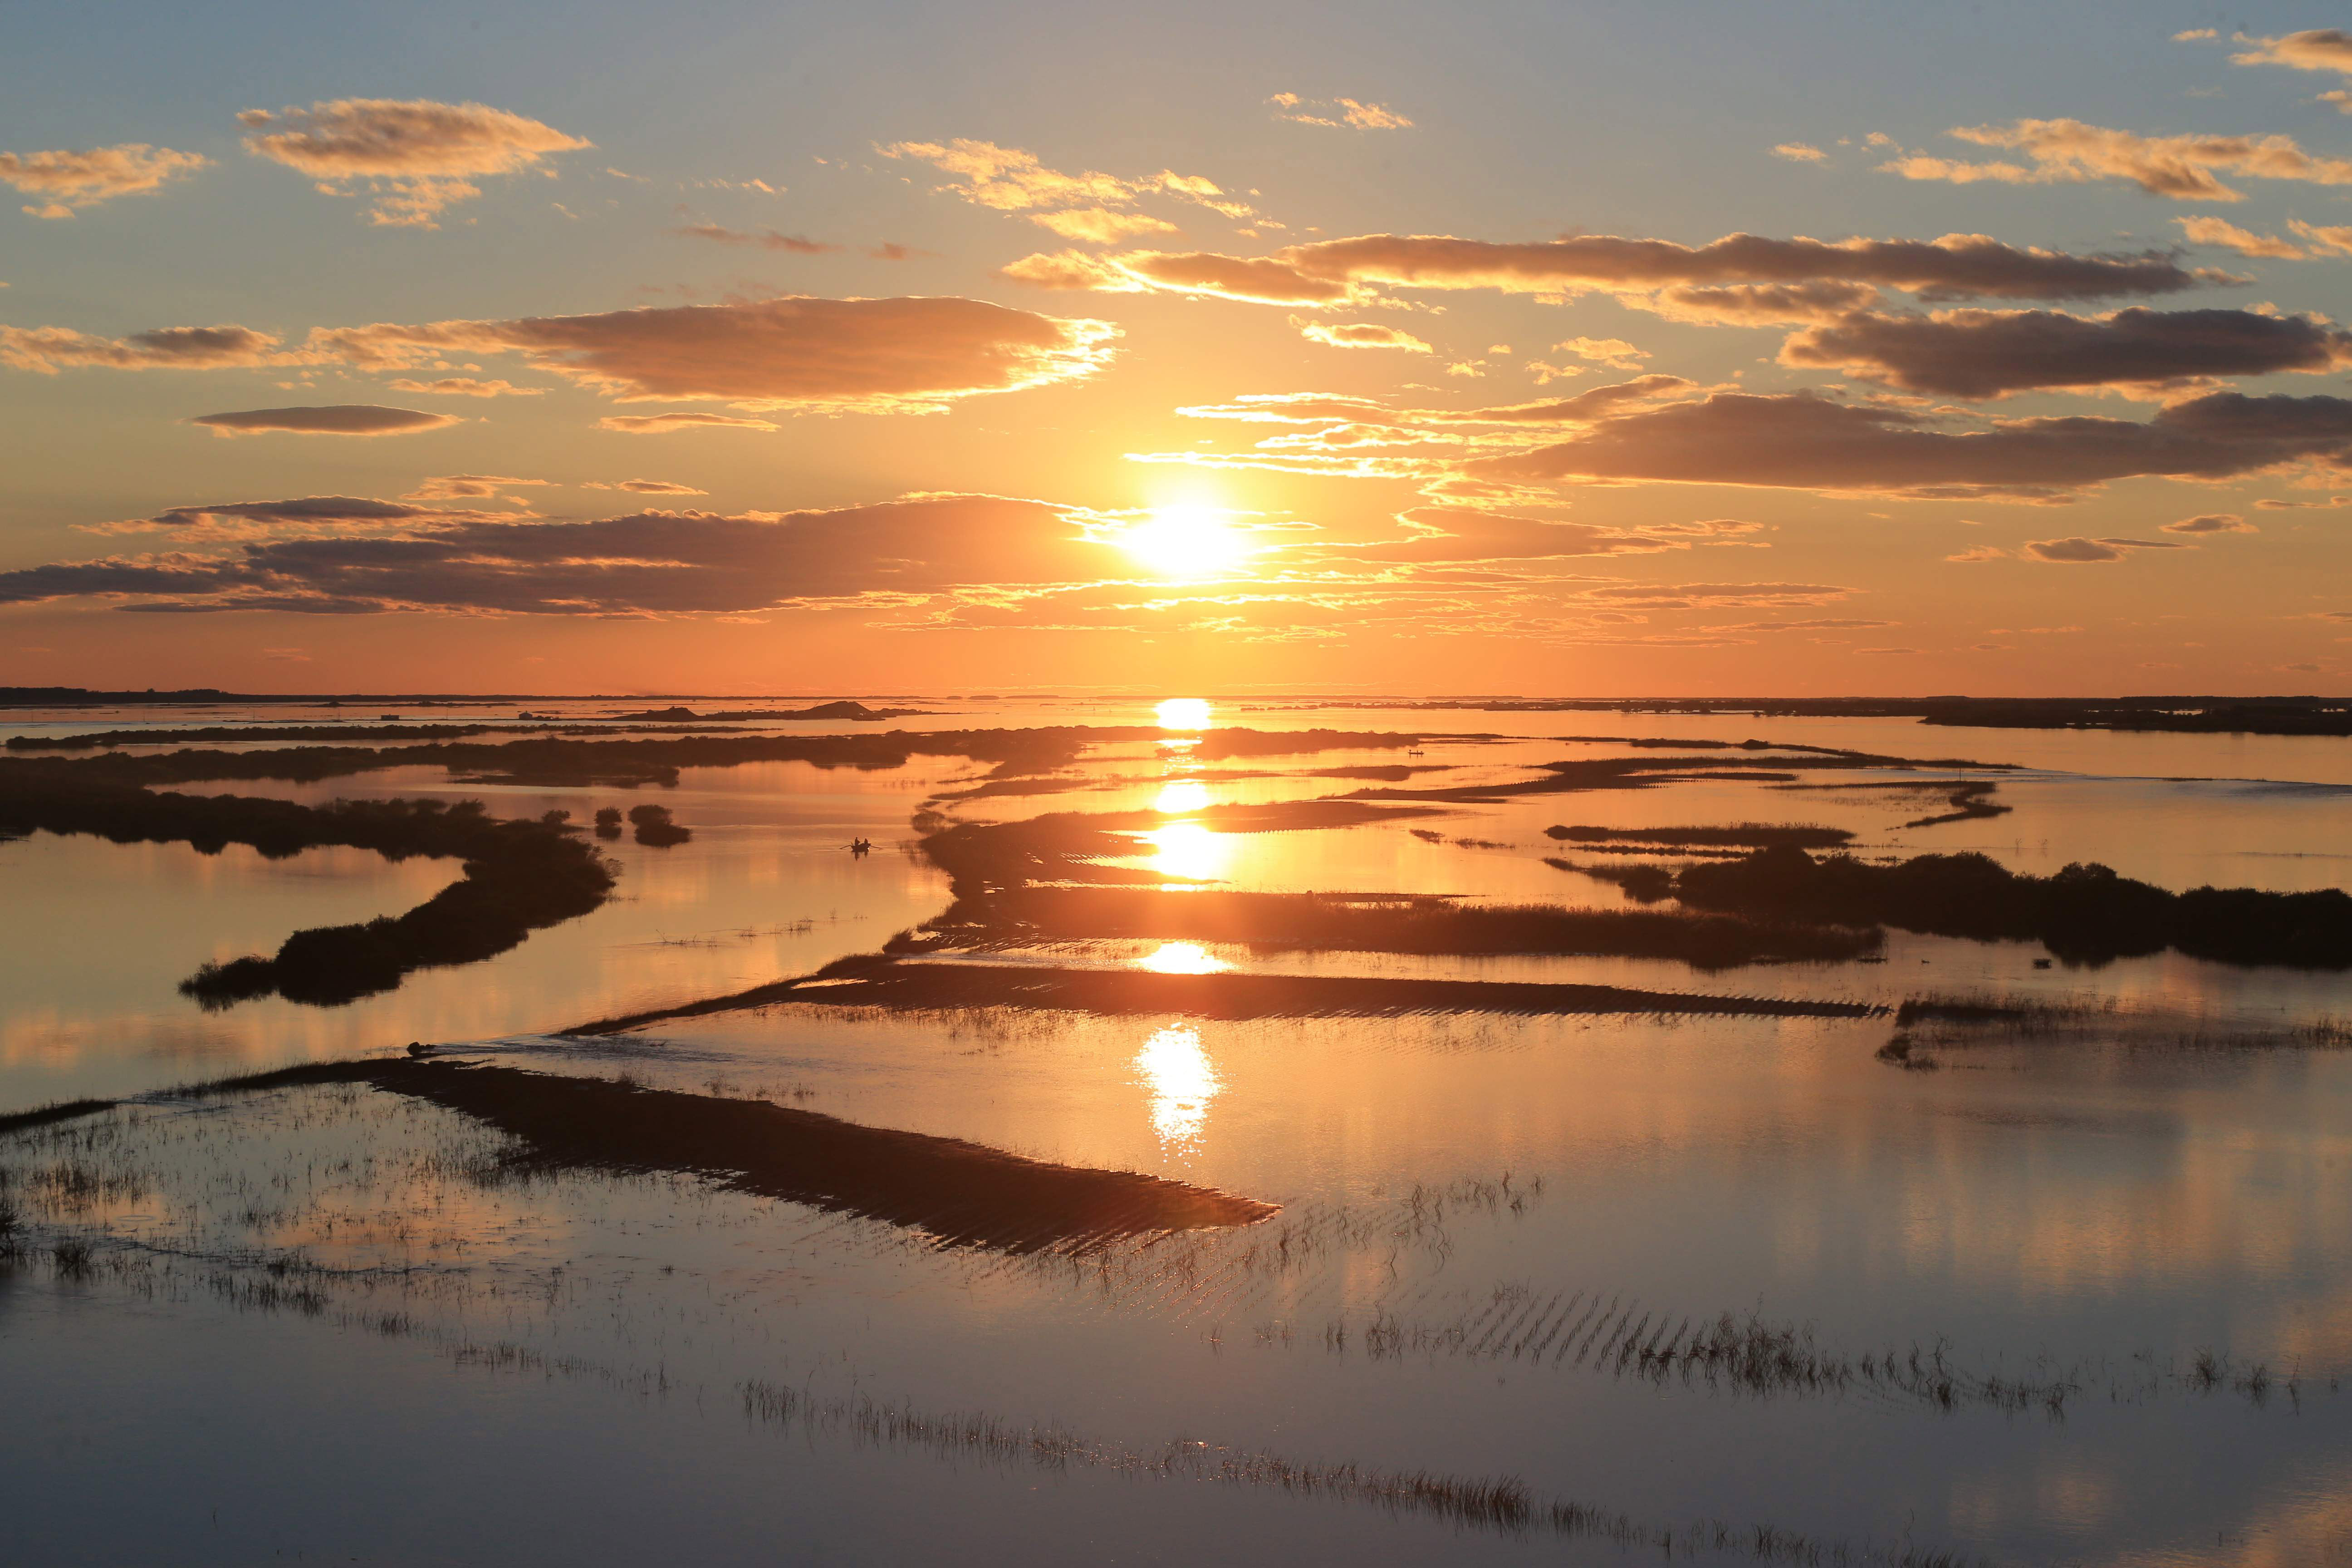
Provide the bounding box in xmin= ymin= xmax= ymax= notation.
xmin=1544 ymin=823 xmax=1853 ymax=849
xmin=0 ymin=1058 xmax=1275 ymax=1251
xmin=1670 ymin=846 xmax=2352 ymax=968
xmin=570 ymin=958 xmax=1885 ymax=1030
xmin=916 ymin=800 xmax=1444 ymax=895
xmin=902 ymin=886 xmax=1880 ymax=969
xmin=1351 ymin=693 xmax=2352 ymax=737
xmin=10 ymin=725 xmax=1460 ymax=792
xmin=3 ymin=721 xmax=781 ymax=750
xmin=0 ymin=764 xmax=617 ymax=1005
xmin=1343 ymin=751 xmax=2009 ymax=806
xmin=604 ymin=700 xmax=929 ymax=721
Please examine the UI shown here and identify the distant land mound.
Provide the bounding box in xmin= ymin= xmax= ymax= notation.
xmin=605 ymin=701 xmax=930 ymax=722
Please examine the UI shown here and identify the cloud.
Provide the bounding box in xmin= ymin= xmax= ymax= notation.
xmin=1268 ymin=93 xmax=1414 ymax=130
xmin=2175 ymin=29 xmax=2219 ymax=43
xmin=0 ymin=494 xmax=1136 ymax=615
xmin=1480 ymin=388 xmax=2352 ymax=499
xmin=1883 ymin=119 xmax=2352 ymax=201
xmin=672 ymin=223 xmax=843 ymax=253
xmin=588 ymin=478 xmax=709 ymax=495
xmin=310 ymin=295 xmax=1117 ymax=413
xmin=2231 ymin=30 xmax=2352 ymax=99
xmin=1779 ymin=306 xmax=2352 ymax=396
xmin=878 ymin=139 xmax=1250 ymax=226
xmin=1637 ymin=281 xmax=1885 ymax=325
xmin=1294 ymin=318 xmax=1432 ymax=352
xmin=1008 ymin=230 xmax=2212 ymax=311
xmin=0 ymin=143 xmax=210 ymax=217
xmin=2288 ymin=220 xmax=2352 ymax=256
xmin=188 ymin=405 xmax=464 ymax=437
xmin=596 ymin=412 xmax=780 ymax=433
xmin=1552 ymin=336 xmax=1650 ymax=370
xmin=402 ymin=475 xmax=553 ymax=503
xmin=1305 ymin=506 xmax=1724 ymax=563
xmin=239 ymin=98 xmax=592 ymax=227
xmin=1946 ymin=545 xmax=2011 ymax=562
xmin=2161 ymin=511 xmax=2255 ymax=533
xmin=76 ymin=494 xmax=509 ymax=539
xmin=2174 ymin=215 xmax=2309 ymax=258
xmin=386 ymin=376 xmax=545 ymax=397
xmin=1772 ymin=143 xmax=1828 ymax=163
xmin=0 ymin=324 xmax=295 ymax=373
xmin=2023 ymin=535 xmax=2195 ymax=563
xmin=1029 ymin=208 xmax=1178 ymax=244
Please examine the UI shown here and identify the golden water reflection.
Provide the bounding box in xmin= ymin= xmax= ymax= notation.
xmin=1140 ymin=823 xmax=1233 ymax=881
xmin=1135 ymin=940 xmax=1230 ymax=975
xmin=1133 ymin=1024 xmax=1220 ymax=1153
xmin=1154 ymin=779 xmax=1210 ymax=815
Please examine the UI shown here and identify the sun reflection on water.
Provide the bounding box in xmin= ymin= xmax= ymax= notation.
xmin=1133 ymin=1024 xmax=1220 ymax=1154
xmin=1136 ymin=940 xmax=1230 ymax=975
xmin=1155 ymin=697 xmax=1212 ymax=730
xmin=1140 ymin=822 xmax=1231 ymax=881
xmin=1154 ymin=779 xmax=1210 ymax=815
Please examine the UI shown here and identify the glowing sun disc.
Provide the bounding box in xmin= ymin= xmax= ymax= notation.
xmin=1123 ymin=505 xmax=1248 ymax=578
xmin=1156 ymin=697 xmax=1212 ymax=730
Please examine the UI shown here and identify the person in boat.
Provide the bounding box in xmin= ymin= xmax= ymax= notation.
xmin=849 ymin=838 xmax=872 ymax=856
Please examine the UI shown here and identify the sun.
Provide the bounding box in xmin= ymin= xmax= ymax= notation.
xmin=1122 ymin=504 xmax=1249 ymax=579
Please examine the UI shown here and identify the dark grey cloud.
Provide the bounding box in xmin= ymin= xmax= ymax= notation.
xmin=2024 ymin=535 xmax=2195 ymax=563
xmin=1483 ymin=389 xmax=2352 ymax=499
xmin=188 ymin=405 xmax=464 ymax=437
xmin=1780 ymin=307 xmax=2352 ymax=397
xmin=0 ymin=494 xmax=1121 ymax=616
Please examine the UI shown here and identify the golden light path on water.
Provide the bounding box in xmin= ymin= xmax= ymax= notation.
xmin=1142 ymin=822 xmax=1232 ymax=881
xmin=1135 ymin=940 xmax=1230 ymax=975
xmin=1154 ymin=778 xmax=1210 ymax=815
xmin=1132 ymin=1023 xmax=1221 ymax=1154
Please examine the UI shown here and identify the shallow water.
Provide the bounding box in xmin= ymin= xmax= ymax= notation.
xmin=4 ymin=698 xmax=2352 ymax=1563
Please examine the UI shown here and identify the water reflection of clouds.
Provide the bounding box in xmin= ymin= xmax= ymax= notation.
xmin=1134 ymin=1023 xmax=1220 ymax=1154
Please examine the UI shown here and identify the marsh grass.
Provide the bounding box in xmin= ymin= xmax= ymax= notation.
xmin=734 ymin=1377 xmax=1980 ymax=1566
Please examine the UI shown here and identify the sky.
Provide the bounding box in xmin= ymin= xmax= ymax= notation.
xmin=7 ymin=0 xmax=2352 ymax=696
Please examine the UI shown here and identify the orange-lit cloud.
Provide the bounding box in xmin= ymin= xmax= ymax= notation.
xmin=75 ymin=495 xmax=511 ymax=540
xmin=2231 ymin=29 xmax=2352 ymax=108
xmin=402 ymin=475 xmax=553 ymax=502
xmin=188 ymin=405 xmax=464 ymax=437
xmin=309 ymin=296 xmax=1117 ymax=412
xmin=0 ymin=494 xmax=1126 ymax=615
xmin=585 ymin=478 xmax=708 ymax=494
xmin=597 ymin=412 xmax=780 ymax=433
xmin=0 ymin=143 xmax=210 ymax=218
xmin=1294 ymin=319 xmax=1432 ymax=352
xmin=1882 ymin=119 xmax=2352 ymax=201
xmin=2023 ymin=535 xmax=2195 ymax=563
xmin=0 ymin=324 xmax=296 ymax=372
xmin=239 ymin=98 xmax=592 ymax=227
xmin=1268 ymin=93 xmax=1414 ymax=130
xmin=1009 ymin=230 xmax=2211 ymax=312
xmin=673 ymin=223 xmax=843 ymax=253
xmin=2162 ymin=511 xmax=2255 ymax=533
xmin=386 ymin=376 xmax=545 ymax=397
xmin=2174 ymin=216 xmax=2309 ymax=259
xmin=879 ymin=139 xmax=1251 ymax=232
xmin=1779 ymin=307 xmax=2352 ymax=396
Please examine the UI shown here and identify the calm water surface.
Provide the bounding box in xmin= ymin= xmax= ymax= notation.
xmin=3 ymin=698 xmax=2350 ymax=1565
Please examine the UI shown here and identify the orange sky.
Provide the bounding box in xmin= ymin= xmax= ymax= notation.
xmin=5 ymin=5 xmax=2352 ymax=694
